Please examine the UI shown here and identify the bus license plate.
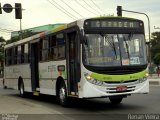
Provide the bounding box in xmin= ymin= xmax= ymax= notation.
xmin=116 ymin=86 xmax=128 ymax=92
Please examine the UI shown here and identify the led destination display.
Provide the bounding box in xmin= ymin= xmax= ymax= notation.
xmin=84 ymin=19 xmax=143 ymax=29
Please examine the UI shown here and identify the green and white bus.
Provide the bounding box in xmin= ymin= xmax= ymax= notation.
xmin=4 ymin=17 xmax=149 ymax=106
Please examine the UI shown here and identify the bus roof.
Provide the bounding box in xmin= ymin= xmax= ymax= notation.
xmin=5 ymin=24 xmax=67 ymax=48
xmin=4 ymin=16 xmax=142 ymax=49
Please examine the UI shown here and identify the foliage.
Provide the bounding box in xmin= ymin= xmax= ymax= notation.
xmin=0 ymin=37 xmax=5 ymax=42
xmin=0 ymin=37 xmax=5 ymax=60
xmin=153 ymin=53 xmax=160 ymax=65
xmin=0 ymin=36 xmax=5 ymax=77
xmin=151 ymin=32 xmax=160 ymax=65
xmin=6 ymin=30 xmax=39 ymax=44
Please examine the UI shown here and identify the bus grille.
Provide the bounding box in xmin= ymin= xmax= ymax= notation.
xmin=104 ymin=80 xmax=138 ymax=84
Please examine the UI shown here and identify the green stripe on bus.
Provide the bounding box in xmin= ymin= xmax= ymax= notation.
xmin=91 ymin=70 xmax=147 ymax=82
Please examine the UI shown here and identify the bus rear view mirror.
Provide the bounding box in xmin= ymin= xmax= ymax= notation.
xmin=83 ymin=35 xmax=88 ymax=45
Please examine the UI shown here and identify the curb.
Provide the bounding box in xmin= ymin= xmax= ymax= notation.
xmin=149 ymin=79 xmax=160 ymax=86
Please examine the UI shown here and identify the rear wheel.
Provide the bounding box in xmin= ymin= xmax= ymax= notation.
xmin=2 ymin=79 xmax=7 ymax=89
xmin=58 ymin=82 xmax=68 ymax=106
xmin=109 ymin=97 xmax=123 ymax=104
xmin=19 ymin=81 xmax=25 ymax=97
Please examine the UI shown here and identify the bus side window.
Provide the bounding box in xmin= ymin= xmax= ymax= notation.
xmin=49 ymin=33 xmax=65 ymax=60
xmin=13 ymin=47 xmax=18 ymax=64
xmin=17 ymin=45 xmax=21 ymax=64
xmin=42 ymin=37 xmax=49 ymax=61
xmin=8 ymin=48 xmax=12 ymax=65
xmin=24 ymin=43 xmax=29 ymax=63
xmin=21 ymin=45 xmax=24 ymax=63
xmin=57 ymin=33 xmax=65 ymax=59
xmin=54 ymin=48 xmax=58 ymax=60
xmin=5 ymin=49 xmax=11 ymax=66
xmin=5 ymin=49 xmax=8 ymax=65
xmin=49 ymin=35 xmax=57 ymax=60
xmin=58 ymin=46 xmax=65 ymax=59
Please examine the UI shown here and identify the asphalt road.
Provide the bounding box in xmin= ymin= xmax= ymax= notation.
xmin=0 ymin=86 xmax=160 ymax=120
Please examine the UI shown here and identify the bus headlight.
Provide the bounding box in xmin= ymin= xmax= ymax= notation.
xmin=85 ymin=74 xmax=92 ymax=80
xmin=138 ymin=77 xmax=147 ymax=83
xmin=84 ymin=73 xmax=103 ymax=86
xmin=145 ymin=73 xmax=149 ymax=77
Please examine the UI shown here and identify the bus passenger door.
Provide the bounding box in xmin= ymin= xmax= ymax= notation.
xmin=30 ymin=42 xmax=39 ymax=92
xmin=66 ymin=30 xmax=80 ymax=96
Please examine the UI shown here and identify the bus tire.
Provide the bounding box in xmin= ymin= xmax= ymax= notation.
xmin=58 ymin=81 xmax=68 ymax=107
xmin=109 ymin=97 xmax=123 ymax=104
xmin=19 ymin=81 xmax=25 ymax=97
xmin=2 ymin=79 xmax=7 ymax=89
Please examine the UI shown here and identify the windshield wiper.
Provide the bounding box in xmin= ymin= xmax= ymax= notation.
xmin=128 ymin=33 xmax=133 ymax=40
xmin=103 ymin=34 xmax=117 ymax=59
xmin=111 ymin=36 xmax=117 ymax=59
xmin=123 ymin=36 xmax=130 ymax=59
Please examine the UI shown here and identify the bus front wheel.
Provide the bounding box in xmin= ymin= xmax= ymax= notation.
xmin=109 ymin=97 xmax=123 ymax=104
xmin=58 ymin=82 xmax=68 ymax=106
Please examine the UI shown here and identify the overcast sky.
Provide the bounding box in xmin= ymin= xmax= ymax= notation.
xmin=0 ymin=0 xmax=160 ymax=40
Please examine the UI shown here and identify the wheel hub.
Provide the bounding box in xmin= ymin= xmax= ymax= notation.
xmin=20 ymin=84 xmax=24 ymax=94
xmin=59 ymin=87 xmax=66 ymax=103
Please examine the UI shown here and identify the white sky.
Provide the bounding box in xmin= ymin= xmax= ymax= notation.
xmin=0 ymin=0 xmax=160 ymax=40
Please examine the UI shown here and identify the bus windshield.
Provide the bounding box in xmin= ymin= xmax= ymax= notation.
xmin=83 ymin=34 xmax=147 ymax=67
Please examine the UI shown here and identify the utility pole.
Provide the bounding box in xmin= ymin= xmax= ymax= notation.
xmin=15 ymin=3 xmax=22 ymax=39
xmin=122 ymin=9 xmax=151 ymax=42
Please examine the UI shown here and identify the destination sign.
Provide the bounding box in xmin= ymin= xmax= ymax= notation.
xmin=84 ymin=19 xmax=143 ymax=29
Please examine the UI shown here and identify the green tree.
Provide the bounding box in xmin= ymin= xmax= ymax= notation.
xmin=0 ymin=37 xmax=5 ymax=60
xmin=153 ymin=53 xmax=160 ymax=65
xmin=7 ymin=30 xmax=37 ymax=44
xmin=151 ymin=32 xmax=160 ymax=65
xmin=0 ymin=37 xmax=6 ymax=77
xmin=0 ymin=37 xmax=5 ymax=42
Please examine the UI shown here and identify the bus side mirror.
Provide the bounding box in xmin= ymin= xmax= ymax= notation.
xmin=80 ymin=29 xmax=88 ymax=45
xmin=146 ymin=41 xmax=150 ymax=45
xmin=82 ymin=36 xmax=88 ymax=45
